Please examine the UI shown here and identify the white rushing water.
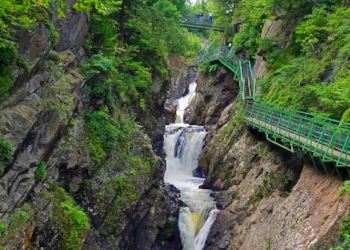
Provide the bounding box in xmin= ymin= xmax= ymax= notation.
xmin=175 ymin=82 xmax=197 ymax=124
xmin=164 ymin=82 xmax=219 ymax=250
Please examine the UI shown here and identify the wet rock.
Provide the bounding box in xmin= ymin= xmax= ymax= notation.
xmin=183 ymin=108 xmax=190 ymax=124
xmin=117 ymin=182 xmax=183 ymax=250
xmin=193 ymin=166 xmax=205 ymax=178
xmin=213 ymin=189 xmax=234 ymax=210
xmin=164 ymin=99 xmax=177 ymax=124
xmin=168 ymin=57 xmax=197 ymax=100
xmin=199 ymin=182 xmax=212 ymax=190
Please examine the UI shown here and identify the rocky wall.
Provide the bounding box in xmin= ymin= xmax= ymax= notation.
xmin=188 ymin=90 xmax=349 ymax=250
xmin=199 ymin=105 xmax=350 ymax=249
xmin=188 ymin=67 xmax=239 ymax=125
xmin=0 ymin=6 xmax=186 ymax=250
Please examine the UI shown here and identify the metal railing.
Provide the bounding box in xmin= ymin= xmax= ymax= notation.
xmin=194 ymin=45 xmax=255 ymax=100
xmin=194 ymin=44 xmax=350 ymax=174
xmin=180 ymin=13 xmax=224 ymax=32
xmin=243 ymin=100 xmax=350 ymax=168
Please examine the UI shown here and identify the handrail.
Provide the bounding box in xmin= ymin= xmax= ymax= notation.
xmin=243 ymin=100 xmax=350 ymax=168
xmin=194 ymin=44 xmax=350 ymax=173
xmin=194 ymin=45 xmax=255 ymax=100
xmin=180 ymin=13 xmax=224 ymax=32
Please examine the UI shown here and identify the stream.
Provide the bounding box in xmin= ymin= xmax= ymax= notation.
xmin=164 ymin=82 xmax=219 ymax=250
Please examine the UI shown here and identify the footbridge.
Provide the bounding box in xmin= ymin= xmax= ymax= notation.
xmin=180 ymin=13 xmax=224 ymax=32
xmin=194 ymin=45 xmax=350 ymax=178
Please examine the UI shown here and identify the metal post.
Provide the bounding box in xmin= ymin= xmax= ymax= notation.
xmin=320 ymin=160 xmax=328 ymax=174
xmin=334 ymin=166 xmax=342 ymax=180
xmin=309 ymin=152 xmax=319 ymax=173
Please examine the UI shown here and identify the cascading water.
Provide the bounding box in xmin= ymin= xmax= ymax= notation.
xmin=175 ymin=82 xmax=197 ymax=124
xmin=164 ymin=82 xmax=219 ymax=250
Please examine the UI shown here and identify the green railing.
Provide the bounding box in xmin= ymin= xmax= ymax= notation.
xmin=180 ymin=13 xmax=224 ymax=32
xmin=194 ymin=44 xmax=350 ymax=177
xmin=243 ymin=100 xmax=350 ymax=170
xmin=194 ymin=45 xmax=256 ymax=100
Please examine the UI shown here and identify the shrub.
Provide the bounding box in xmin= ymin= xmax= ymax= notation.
xmin=47 ymin=185 xmax=90 ymax=250
xmin=0 ymin=139 xmax=13 ymax=174
xmin=35 ymin=161 xmax=46 ymax=180
xmin=0 ymin=222 xmax=5 ymax=234
xmin=84 ymin=107 xmax=134 ymax=164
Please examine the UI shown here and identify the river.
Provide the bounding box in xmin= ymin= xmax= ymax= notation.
xmin=164 ymin=82 xmax=219 ymax=250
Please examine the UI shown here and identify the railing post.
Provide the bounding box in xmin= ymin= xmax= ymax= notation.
xmin=303 ymin=120 xmax=315 ymax=151
xmin=295 ymin=116 xmax=303 ymax=144
xmin=238 ymin=61 xmax=243 ymax=100
xmin=309 ymin=152 xmax=319 ymax=173
xmin=337 ymin=133 xmax=349 ymax=167
xmin=247 ymin=61 xmax=254 ymax=99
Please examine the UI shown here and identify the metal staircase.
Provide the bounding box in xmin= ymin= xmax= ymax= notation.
xmin=194 ymin=45 xmax=256 ymax=100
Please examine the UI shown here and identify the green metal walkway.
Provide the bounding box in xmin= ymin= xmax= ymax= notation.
xmin=180 ymin=13 xmax=224 ymax=32
xmin=194 ymin=45 xmax=350 ymax=178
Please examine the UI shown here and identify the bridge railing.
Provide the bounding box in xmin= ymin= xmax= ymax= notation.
xmin=194 ymin=45 xmax=255 ymax=100
xmin=219 ymin=46 xmax=241 ymax=69
xmin=181 ymin=13 xmax=216 ymax=26
xmin=243 ymin=100 xmax=350 ymax=167
xmin=194 ymin=46 xmax=240 ymax=69
xmin=240 ymin=61 xmax=255 ymax=100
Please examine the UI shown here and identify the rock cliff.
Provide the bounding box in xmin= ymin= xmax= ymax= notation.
xmin=188 ymin=66 xmax=239 ymax=125
xmin=0 ymin=5 xmax=187 ymax=250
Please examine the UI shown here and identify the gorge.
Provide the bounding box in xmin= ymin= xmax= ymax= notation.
xmin=0 ymin=0 xmax=350 ymax=250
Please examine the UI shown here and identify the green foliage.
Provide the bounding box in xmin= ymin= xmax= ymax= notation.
xmin=266 ymin=238 xmax=271 ymax=250
xmin=46 ymin=185 xmax=90 ymax=250
xmin=82 ymin=54 xmax=115 ymax=79
xmin=199 ymin=61 xmax=221 ymax=74
xmin=129 ymin=156 xmax=152 ymax=174
xmin=262 ymin=172 xmax=277 ymax=196
xmin=0 ymin=0 xmax=121 ymax=98
xmin=0 ymin=1 xmax=55 ymax=97
xmin=42 ymin=64 xmax=74 ymax=123
xmin=0 ymin=203 xmax=33 ymax=245
xmin=35 ymin=161 xmax=47 ymax=180
xmin=221 ymin=104 xmax=245 ymax=144
xmin=79 ymin=0 xmax=200 ymax=120
xmin=339 ymin=181 xmax=350 ymax=197
xmin=295 ymin=7 xmax=329 ymax=53
xmin=129 ymin=168 xmax=137 ymax=175
xmin=111 ymin=176 xmax=140 ymax=218
xmin=85 ymin=107 xmax=134 ymax=164
xmin=0 ymin=139 xmax=13 ymax=174
xmin=282 ymin=175 xmax=291 ymax=195
xmin=230 ymin=0 xmax=277 ymax=58
xmin=74 ymin=0 xmax=121 ymax=15
xmin=258 ymin=5 xmax=350 ymax=121
xmin=0 ymin=48 xmax=16 ymax=98
xmin=330 ymin=216 xmax=350 ymax=250
xmin=48 ymin=51 xmax=60 ymax=63
xmin=0 ymin=222 xmax=5 ymax=234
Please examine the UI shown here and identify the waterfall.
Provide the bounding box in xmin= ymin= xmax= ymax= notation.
xmin=164 ymin=82 xmax=219 ymax=250
xmin=175 ymin=82 xmax=197 ymax=124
